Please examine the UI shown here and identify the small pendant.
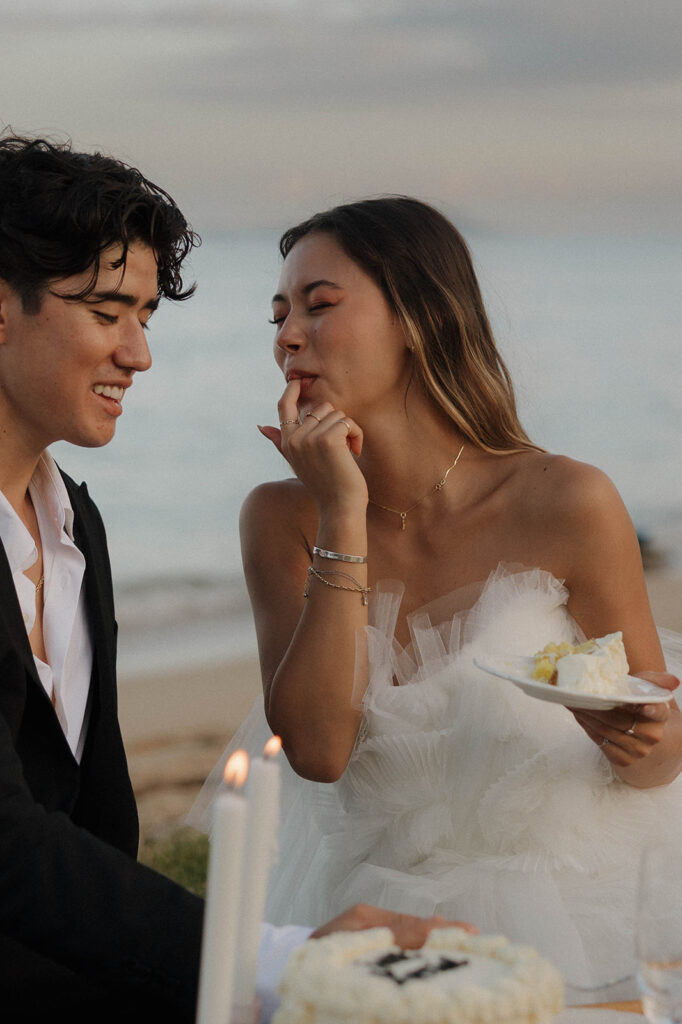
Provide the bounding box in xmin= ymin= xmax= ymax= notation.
xmin=400 ymin=513 xmax=407 ymax=530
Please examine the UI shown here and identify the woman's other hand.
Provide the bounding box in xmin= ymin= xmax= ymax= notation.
xmin=309 ymin=903 xmax=477 ymax=948
xmin=572 ymin=670 xmax=682 ymax=786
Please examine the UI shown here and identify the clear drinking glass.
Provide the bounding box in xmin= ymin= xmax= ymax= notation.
xmin=637 ymin=842 xmax=682 ymax=1023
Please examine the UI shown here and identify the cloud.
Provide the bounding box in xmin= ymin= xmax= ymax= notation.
xmin=0 ymin=0 xmax=679 ymax=232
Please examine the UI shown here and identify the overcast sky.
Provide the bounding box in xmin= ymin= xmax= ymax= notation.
xmin=1 ymin=0 xmax=680 ymax=235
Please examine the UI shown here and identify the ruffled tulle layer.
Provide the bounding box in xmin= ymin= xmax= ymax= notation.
xmin=189 ymin=565 xmax=682 ymax=994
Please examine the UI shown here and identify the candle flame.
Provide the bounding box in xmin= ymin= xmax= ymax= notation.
xmin=224 ymin=749 xmax=249 ymax=788
xmin=264 ymin=735 xmax=282 ymax=759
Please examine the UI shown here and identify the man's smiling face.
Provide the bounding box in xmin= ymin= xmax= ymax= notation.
xmin=0 ymin=243 xmax=158 ymax=454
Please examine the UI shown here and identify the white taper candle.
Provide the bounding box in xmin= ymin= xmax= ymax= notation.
xmin=232 ymin=736 xmax=282 ymax=1013
xmin=196 ymin=750 xmax=249 ymax=1024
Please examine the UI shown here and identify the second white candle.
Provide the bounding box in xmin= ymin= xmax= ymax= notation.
xmin=233 ymin=736 xmax=282 ymax=1014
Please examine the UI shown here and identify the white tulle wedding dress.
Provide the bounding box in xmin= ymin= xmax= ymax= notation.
xmin=189 ymin=564 xmax=682 ymax=999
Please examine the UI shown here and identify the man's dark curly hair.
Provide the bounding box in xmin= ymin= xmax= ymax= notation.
xmin=0 ymin=133 xmax=199 ymax=312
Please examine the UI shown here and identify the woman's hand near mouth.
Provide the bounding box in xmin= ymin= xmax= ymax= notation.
xmin=258 ymin=377 xmax=368 ymax=518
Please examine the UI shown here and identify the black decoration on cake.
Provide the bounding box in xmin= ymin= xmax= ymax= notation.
xmin=366 ymin=950 xmax=469 ymax=985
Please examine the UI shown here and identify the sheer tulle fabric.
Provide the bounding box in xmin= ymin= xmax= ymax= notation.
xmin=188 ymin=565 xmax=682 ymax=993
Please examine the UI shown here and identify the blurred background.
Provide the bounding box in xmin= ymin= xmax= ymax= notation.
xmin=2 ymin=0 xmax=681 ymax=680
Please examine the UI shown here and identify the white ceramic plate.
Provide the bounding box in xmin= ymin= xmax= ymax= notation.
xmin=473 ymin=655 xmax=672 ymax=710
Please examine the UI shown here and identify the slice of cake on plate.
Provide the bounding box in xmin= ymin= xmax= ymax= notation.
xmin=531 ymin=631 xmax=629 ymax=696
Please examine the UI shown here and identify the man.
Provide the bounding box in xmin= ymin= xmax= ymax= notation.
xmin=0 ymin=134 xmax=451 ymax=1023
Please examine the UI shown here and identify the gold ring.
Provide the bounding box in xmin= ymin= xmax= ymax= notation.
xmin=279 ymin=419 xmax=299 ymax=427
xmin=305 ymin=412 xmax=321 ymax=423
xmin=339 ymin=419 xmax=351 ymax=431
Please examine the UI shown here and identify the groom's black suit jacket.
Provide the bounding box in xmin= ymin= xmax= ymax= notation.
xmin=0 ymin=470 xmax=204 ymax=1022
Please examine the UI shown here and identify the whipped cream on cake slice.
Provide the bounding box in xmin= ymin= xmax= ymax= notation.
xmin=531 ymin=631 xmax=629 ymax=695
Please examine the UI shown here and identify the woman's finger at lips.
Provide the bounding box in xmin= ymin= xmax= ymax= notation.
xmin=277 ymin=378 xmax=302 ymax=425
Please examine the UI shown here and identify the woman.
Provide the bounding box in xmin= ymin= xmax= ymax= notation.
xmin=192 ymin=197 xmax=682 ymax=998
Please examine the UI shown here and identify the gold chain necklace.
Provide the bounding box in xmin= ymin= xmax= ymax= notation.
xmin=368 ymin=444 xmax=465 ymax=530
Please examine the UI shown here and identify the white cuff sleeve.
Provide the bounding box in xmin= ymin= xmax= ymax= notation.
xmin=257 ymin=922 xmax=312 ymax=1022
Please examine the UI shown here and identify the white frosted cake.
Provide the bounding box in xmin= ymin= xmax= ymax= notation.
xmin=273 ymin=927 xmax=564 ymax=1024
xmin=532 ymin=630 xmax=629 ymax=695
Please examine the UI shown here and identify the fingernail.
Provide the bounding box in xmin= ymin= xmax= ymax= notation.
xmin=642 ymin=705 xmax=659 ymax=718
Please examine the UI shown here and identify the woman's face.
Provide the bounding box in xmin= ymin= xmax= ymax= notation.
xmin=271 ymin=232 xmax=412 ymax=420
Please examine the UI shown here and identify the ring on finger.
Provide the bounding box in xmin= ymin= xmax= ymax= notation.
xmin=599 ymin=736 xmax=610 ymax=748
xmin=305 ymin=412 xmax=321 ymax=423
xmin=279 ymin=419 xmax=299 ymax=428
xmin=339 ymin=419 xmax=351 ymax=432
xmin=625 ymin=719 xmax=638 ymax=737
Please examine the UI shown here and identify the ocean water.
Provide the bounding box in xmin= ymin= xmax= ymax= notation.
xmin=51 ymin=229 xmax=682 ymax=676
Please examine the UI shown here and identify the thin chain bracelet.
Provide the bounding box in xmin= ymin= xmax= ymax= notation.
xmin=304 ymin=566 xmax=372 ymax=606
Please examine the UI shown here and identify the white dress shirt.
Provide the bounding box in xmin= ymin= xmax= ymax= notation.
xmin=257 ymin=923 xmax=312 ymax=1022
xmin=0 ymin=452 xmax=92 ymax=761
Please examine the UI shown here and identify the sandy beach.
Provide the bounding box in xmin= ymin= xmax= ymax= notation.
xmin=119 ymin=655 xmax=262 ymax=841
xmin=120 ymin=568 xmax=682 ymax=842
